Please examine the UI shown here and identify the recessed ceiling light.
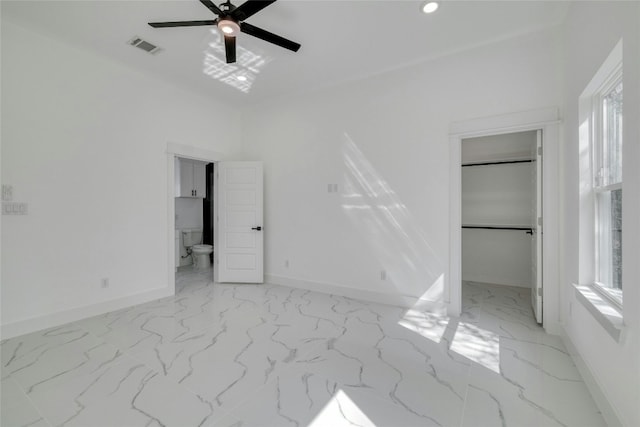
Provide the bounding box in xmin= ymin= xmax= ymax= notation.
xmin=421 ymin=1 xmax=439 ymax=14
xmin=236 ymin=75 xmax=248 ymax=82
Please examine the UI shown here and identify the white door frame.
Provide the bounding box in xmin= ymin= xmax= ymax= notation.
xmin=448 ymin=107 xmax=562 ymax=335
xmin=166 ymin=142 xmax=225 ymax=295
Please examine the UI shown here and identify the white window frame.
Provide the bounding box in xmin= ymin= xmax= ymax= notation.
xmin=579 ymin=40 xmax=623 ymax=310
xmin=592 ymin=67 xmax=623 ymax=306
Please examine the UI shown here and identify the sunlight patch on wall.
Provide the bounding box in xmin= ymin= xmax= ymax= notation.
xmin=341 ymin=134 xmax=445 ymax=302
xmin=309 ymin=389 xmax=377 ymax=427
xmin=578 ymin=119 xmax=591 ymax=195
xmin=450 ymin=322 xmax=500 ymax=373
xmin=202 ymin=30 xmax=272 ymax=93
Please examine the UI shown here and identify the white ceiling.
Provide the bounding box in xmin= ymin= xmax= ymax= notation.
xmin=2 ymin=0 xmax=570 ymax=104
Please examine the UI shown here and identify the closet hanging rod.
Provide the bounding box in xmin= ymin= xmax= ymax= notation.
xmin=462 ymin=159 xmax=533 ymax=167
xmin=462 ymin=225 xmax=533 ymax=232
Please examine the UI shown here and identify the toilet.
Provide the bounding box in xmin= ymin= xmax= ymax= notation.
xmin=181 ymin=229 xmax=213 ymax=270
xmin=192 ymin=244 xmax=213 ymax=270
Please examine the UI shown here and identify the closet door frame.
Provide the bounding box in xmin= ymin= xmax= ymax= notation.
xmin=448 ymin=107 xmax=561 ymax=335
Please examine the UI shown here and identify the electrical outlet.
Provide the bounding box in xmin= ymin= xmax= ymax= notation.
xmin=380 ymin=270 xmax=386 ymax=281
xmin=101 ymin=278 xmax=110 ymax=288
xmin=285 ymin=259 xmax=289 ymax=268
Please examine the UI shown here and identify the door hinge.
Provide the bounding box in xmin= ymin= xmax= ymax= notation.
xmin=538 ymin=217 xmax=543 ymax=227
xmin=538 ymin=146 xmax=542 ymax=156
xmin=538 ymin=287 xmax=543 ymax=297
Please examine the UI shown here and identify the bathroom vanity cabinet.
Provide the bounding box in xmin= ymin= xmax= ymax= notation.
xmin=176 ymin=158 xmax=206 ymax=198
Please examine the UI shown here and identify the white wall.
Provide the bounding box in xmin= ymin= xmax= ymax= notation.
xmin=560 ymin=2 xmax=640 ymax=426
xmin=0 ymin=20 xmax=240 ymax=335
xmin=462 ymin=228 xmax=531 ymax=288
xmin=461 ymin=131 xmax=536 ymax=164
xmin=241 ymin=29 xmax=562 ymax=309
xmin=461 ymin=158 xmax=534 ymax=288
xmin=175 ymin=198 xmax=203 ymax=230
xmin=461 ymin=163 xmax=533 ymax=226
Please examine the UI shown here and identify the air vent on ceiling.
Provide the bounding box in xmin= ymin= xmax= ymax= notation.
xmin=128 ymin=36 xmax=162 ymax=55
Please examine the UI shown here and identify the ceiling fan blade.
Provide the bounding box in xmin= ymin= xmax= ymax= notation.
xmin=149 ymin=20 xmax=217 ymax=28
xmin=232 ymin=0 xmax=277 ymax=21
xmin=240 ymin=22 xmax=300 ymax=52
xmin=199 ymin=0 xmax=223 ymax=16
xmin=224 ymin=35 xmax=237 ymax=64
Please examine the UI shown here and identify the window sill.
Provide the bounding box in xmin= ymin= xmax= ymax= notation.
xmin=573 ymin=283 xmax=624 ymax=342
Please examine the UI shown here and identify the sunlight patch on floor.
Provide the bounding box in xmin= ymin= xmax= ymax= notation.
xmin=309 ymin=389 xmax=377 ymax=427
xmin=398 ymin=309 xmax=449 ymax=344
xmin=450 ymin=322 xmax=500 ymax=373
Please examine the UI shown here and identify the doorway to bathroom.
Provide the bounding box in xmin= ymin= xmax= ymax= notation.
xmin=174 ymin=157 xmax=215 ymax=274
xmin=166 ymin=143 xmax=265 ymax=295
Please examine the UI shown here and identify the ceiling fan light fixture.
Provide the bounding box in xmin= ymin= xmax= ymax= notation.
xmin=218 ymin=19 xmax=240 ymax=36
xmin=148 ymin=0 xmax=302 ymax=64
xmin=421 ymin=1 xmax=439 ymax=14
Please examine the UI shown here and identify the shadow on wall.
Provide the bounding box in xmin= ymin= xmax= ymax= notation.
xmin=341 ymin=134 xmax=445 ymax=307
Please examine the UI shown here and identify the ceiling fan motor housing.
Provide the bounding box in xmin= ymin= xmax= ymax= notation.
xmin=220 ymin=1 xmax=237 ymax=15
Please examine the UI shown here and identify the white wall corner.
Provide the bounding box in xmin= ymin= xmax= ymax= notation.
xmin=561 ymin=328 xmax=625 ymax=427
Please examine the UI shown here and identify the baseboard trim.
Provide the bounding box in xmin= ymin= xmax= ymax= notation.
xmin=561 ymin=328 xmax=624 ymax=427
xmin=462 ymin=276 xmax=530 ymax=288
xmin=1 ymin=287 xmax=174 ymax=339
xmin=265 ymin=274 xmax=448 ymax=314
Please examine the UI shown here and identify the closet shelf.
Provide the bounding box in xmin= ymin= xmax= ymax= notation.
xmin=462 ymin=159 xmax=533 ymax=167
xmin=462 ymin=224 xmax=533 ymax=232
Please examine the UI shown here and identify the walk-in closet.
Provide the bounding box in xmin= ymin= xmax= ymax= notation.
xmin=461 ymin=130 xmax=542 ymax=321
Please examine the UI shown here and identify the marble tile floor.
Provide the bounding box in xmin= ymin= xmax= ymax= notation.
xmin=1 ymin=272 xmax=605 ymax=427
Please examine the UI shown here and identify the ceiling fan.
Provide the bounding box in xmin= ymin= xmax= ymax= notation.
xmin=148 ymin=0 xmax=301 ymax=64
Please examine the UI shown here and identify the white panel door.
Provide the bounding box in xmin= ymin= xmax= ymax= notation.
xmin=531 ymin=130 xmax=543 ymax=323
xmin=217 ymin=161 xmax=263 ymax=283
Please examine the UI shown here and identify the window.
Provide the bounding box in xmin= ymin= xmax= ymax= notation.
xmin=579 ymin=40 xmax=623 ymax=308
xmin=594 ymin=79 xmax=623 ymax=297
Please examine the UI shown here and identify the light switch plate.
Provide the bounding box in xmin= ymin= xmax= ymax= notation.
xmin=2 ymin=185 xmax=13 ymax=201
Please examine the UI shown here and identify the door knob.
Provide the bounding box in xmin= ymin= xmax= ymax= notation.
xmin=251 ymin=226 xmax=262 ymax=231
